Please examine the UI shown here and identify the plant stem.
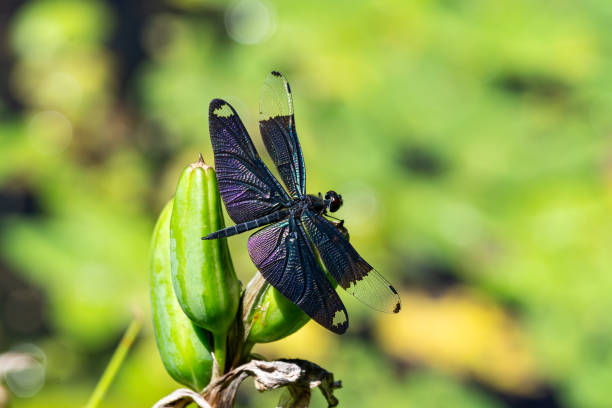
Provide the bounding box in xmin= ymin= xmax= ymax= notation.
xmin=240 ymin=341 xmax=255 ymax=364
xmin=212 ymin=331 xmax=227 ymax=378
xmin=84 ymin=316 xmax=142 ymax=408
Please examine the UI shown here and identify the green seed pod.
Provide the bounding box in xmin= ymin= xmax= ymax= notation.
xmin=245 ymin=273 xmax=310 ymax=344
xmin=170 ymin=156 xmax=240 ymax=374
xmin=149 ymin=200 xmax=213 ymax=390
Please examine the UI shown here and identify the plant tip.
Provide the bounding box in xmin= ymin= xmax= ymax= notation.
xmin=191 ymin=153 xmax=211 ymax=170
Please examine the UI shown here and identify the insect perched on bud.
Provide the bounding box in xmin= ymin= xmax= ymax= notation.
xmin=203 ymin=71 xmax=401 ymax=335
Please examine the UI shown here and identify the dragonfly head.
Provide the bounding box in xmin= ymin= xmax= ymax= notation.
xmin=325 ymin=190 xmax=343 ymax=213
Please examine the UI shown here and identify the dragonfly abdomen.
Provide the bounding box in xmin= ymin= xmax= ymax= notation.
xmin=202 ymin=209 xmax=290 ymax=240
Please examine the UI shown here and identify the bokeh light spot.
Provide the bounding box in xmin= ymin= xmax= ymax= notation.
xmin=3 ymin=344 xmax=46 ymax=398
xmin=27 ymin=110 xmax=73 ymax=155
xmin=41 ymin=72 xmax=83 ymax=111
xmin=225 ymin=0 xmax=276 ymax=45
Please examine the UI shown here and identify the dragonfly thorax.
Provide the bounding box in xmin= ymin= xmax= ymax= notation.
xmin=303 ymin=194 xmax=327 ymax=215
xmin=305 ymin=191 xmax=343 ymax=214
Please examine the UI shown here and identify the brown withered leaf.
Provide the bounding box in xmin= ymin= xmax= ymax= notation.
xmin=152 ymin=359 xmax=340 ymax=408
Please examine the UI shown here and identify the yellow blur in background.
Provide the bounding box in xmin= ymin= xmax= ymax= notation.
xmin=1 ymin=0 xmax=612 ymax=407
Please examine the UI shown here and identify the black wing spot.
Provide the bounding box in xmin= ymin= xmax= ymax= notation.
xmin=271 ymin=70 xmax=282 ymax=77
xmin=285 ymin=82 xmax=291 ymax=93
xmin=393 ymin=303 xmax=401 ymax=313
xmin=389 ymin=285 xmax=398 ymax=295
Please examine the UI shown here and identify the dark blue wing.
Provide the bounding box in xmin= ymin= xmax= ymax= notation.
xmin=302 ymin=210 xmax=401 ymax=314
xmin=247 ymin=218 xmax=349 ymax=334
xmin=259 ymin=71 xmax=306 ymax=198
xmin=209 ymin=99 xmax=291 ymax=224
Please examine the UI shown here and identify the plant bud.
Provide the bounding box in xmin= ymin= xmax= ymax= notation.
xmin=150 ymin=200 xmax=213 ymax=390
xmin=244 ymin=273 xmax=311 ymax=344
xmin=170 ymin=156 xmax=240 ymax=374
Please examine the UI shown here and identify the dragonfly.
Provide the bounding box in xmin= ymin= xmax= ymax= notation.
xmin=202 ymin=71 xmax=401 ymax=334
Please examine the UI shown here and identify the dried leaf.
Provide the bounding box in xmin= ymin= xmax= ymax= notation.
xmin=152 ymin=359 xmax=341 ymax=408
xmin=152 ymin=388 xmax=211 ymax=408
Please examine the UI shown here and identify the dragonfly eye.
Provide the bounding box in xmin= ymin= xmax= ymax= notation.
xmin=326 ymin=190 xmax=342 ymax=213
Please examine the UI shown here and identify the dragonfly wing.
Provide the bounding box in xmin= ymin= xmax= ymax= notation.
xmin=209 ymin=99 xmax=291 ymax=223
xmin=259 ymin=71 xmax=306 ymax=198
xmin=302 ymin=210 xmax=401 ymax=314
xmin=248 ymin=218 xmax=349 ymax=334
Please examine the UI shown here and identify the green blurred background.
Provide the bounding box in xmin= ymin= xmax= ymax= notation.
xmin=1 ymin=0 xmax=611 ymax=406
